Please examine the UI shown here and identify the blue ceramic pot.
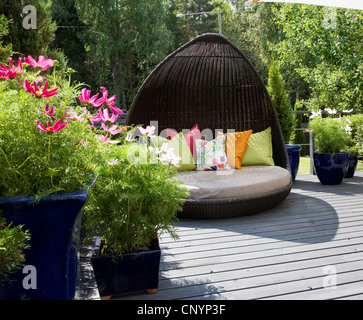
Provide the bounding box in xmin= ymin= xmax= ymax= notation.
xmin=313 ymin=152 xmax=349 ymax=185
xmin=286 ymin=145 xmax=302 ymax=182
xmin=91 ymin=238 xmax=161 ymax=298
xmin=345 ymin=154 xmax=359 ymax=179
xmin=0 ymin=189 xmax=88 ymax=300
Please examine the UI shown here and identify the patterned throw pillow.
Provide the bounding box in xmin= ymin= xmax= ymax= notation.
xmin=166 ymin=124 xmax=202 ymax=162
xmin=194 ymin=135 xmax=231 ymax=171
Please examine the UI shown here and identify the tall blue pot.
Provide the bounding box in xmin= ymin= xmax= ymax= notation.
xmin=313 ymin=152 xmax=349 ymax=185
xmin=345 ymin=153 xmax=359 ymax=178
xmin=286 ymin=145 xmax=302 ymax=182
xmin=0 ymin=189 xmax=88 ymax=300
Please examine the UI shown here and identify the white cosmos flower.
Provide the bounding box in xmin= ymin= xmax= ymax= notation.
xmin=345 ymin=124 xmax=353 ymax=135
xmin=342 ymin=109 xmax=354 ymax=114
xmin=158 ymin=149 xmax=181 ymax=168
xmin=325 ymin=108 xmax=338 ymax=115
xmin=138 ymin=126 xmax=156 ymax=137
xmin=310 ymin=110 xmax=322 ymax=119
xmin=107 ymin=159 xmax=119 ymax=166
xmin=125 ymin=133 xmax=135 ymax=142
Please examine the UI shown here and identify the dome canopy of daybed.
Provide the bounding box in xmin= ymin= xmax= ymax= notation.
xmin=127 ymin=33 xmax=292 ymax=218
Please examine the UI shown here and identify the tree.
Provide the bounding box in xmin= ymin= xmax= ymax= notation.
xmin=76 ymin=0 xmax=174 ymax=109
xmin=267 ymin=60 xmax=295 ymax=143
xmin=226 ymin=2 xmax=363 ymax=112
xmin=274 ymin=5 xmax=363 ymax=111
xmin=0 ymin=0 xmax=56 ymax=57
xmin=292 ymin=100 xmax=307 ymax=155
xmin=50 ymin=0 xmax=90 ymax=85
xmin=0 ymin=14 xmax=12 ymax=61
xmin=172 ymin=0 xmax=230 ymax=44
xmin=226 ymin=1 xmax=281 ymax=82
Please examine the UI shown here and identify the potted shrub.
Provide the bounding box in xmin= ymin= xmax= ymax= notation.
xmin=344 ymin=114 xmax=363 ymax=178
xmin=0 ymin=218 xmax=31 ymax=299
xmin=309 ymin=109 xmax=350 ymax=185
xmin=267 ymin=61 xmax=300 ymax=181
xmin=0 ymin=55 xmax=125 ymax=299
xmin=82 ymin=129 xmax=189 ymax=300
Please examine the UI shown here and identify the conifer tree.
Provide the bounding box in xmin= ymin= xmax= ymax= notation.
xmin=50 ymin=0 xmax=89 ymax=85
xmin=0 ymin=0 xmax=56 ymax=57
xmin=267 ymin=60 xmax=295 ymax=143
xmin=0 ymin=14 xmax=12 ymax=61
xmin=76 ymin=0 xmax=174 ymax=108
xmin=293 ymin=100 xmax=307 ymax=155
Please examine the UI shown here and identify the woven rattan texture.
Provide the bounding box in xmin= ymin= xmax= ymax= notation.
xmin=127 ymin=34 xmax=292 ymax=218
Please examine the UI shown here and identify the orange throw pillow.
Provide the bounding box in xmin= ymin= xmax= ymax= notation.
xmin=225 ymin=130 xmax=253 ymax=169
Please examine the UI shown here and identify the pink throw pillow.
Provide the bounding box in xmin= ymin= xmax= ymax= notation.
xmin=184 ymin=124 xmax=202 ymax=161
xmin=166 ymin=125 xmax=202 ymax=161
xmin=166 ymin=128 xmax=178 ymax=140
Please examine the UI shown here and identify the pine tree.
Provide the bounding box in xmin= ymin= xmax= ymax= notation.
xmin=76 ymin=0 xmax=174 ymax=109
xmin=267 ymin=60 xmax=295 ymax=143
xmin=293 ymin=100 xmax=306 ymax=155
xmin=0 ymin=14 xmax=12 ymax=61
xmin=172 ymin=0 xmax=227 ymax=44
xmin=0 ymin=0 xmax=56 ymax=57
xmin=50 ymin=0 xmax=89 ymax=85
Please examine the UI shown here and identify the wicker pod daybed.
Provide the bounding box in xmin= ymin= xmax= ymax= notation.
xmin=126 ymin=33 xmax=292 ymax=219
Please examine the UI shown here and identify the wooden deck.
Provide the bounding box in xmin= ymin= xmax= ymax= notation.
xmin=79 ymin=171 xmax=363 ymax=300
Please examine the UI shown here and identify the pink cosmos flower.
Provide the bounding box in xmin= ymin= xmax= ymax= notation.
xmin=39 ymin=102 xmax=56 ymax=120
xmin=97 ymin=134 xmax=110 ymax=143
xmin=96 ymin=134 xmax=119 ymax=144
xmin=37 ymin=119 xmax=68 ymax=133
xmin=0 ymin=58 xmax=20 ymax=79
xmin=23 ymin=79 xmax=58 ymax=98
xmin=64 ymin=110 xmax=80 ymax=121
xmin=0 ymin=67 xmax=17 ymax=79
xmin=78 ymin=88 xmax=105 ymax=108
xmin=92 ymin=108 xmax=118 ymax=124
xmin=9 ymin=57 xmax=24 ymax=75
xmin=35 ymin=76 xmax=46 ymax=87
xmin=100 ymin=87 xmax=115 ymax=107
xmin=100 ymin=86 xmax=124 ymax=115
xmin=24 ymin=55 xmax=55 ymax=71
xmin=65 ymin=107 xmax=91 ymax=122
xmin=101 ymin=123 xmax=123 ymax=136
xmin=77 ymin=139 xmax=87 ymax=147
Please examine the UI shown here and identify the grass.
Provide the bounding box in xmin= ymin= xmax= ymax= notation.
xmin=297 ymin=157 xmax=363 ymax=175
xmin=298 ymin=156 xmax=312 ymax=175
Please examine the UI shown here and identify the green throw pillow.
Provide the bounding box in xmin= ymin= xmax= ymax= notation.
xmin=241 ymin=127 xmax=275 ymax=166
xmin=151 ymin=132 xmax=196 ymax=172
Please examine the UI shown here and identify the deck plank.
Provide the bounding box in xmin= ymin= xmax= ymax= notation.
xmin=79 ymin=171 xmax=363 ymax=300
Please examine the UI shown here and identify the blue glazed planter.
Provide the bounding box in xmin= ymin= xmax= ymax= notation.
xmin=345 ymin=154 xmax=359 ymax=179
xmin=0 ymin=189 xmax=88 ymax=300
xmin=286 ymin=145 xmax=302 ymax=182
xmin=91 ymin=238 xmax=161 ymax=299
xmin=313 ymin=152 xmax=349 ymax=185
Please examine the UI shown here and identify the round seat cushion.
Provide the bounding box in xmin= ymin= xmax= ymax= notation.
xmin=176 ymin=166 xmax=292 ymax=200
